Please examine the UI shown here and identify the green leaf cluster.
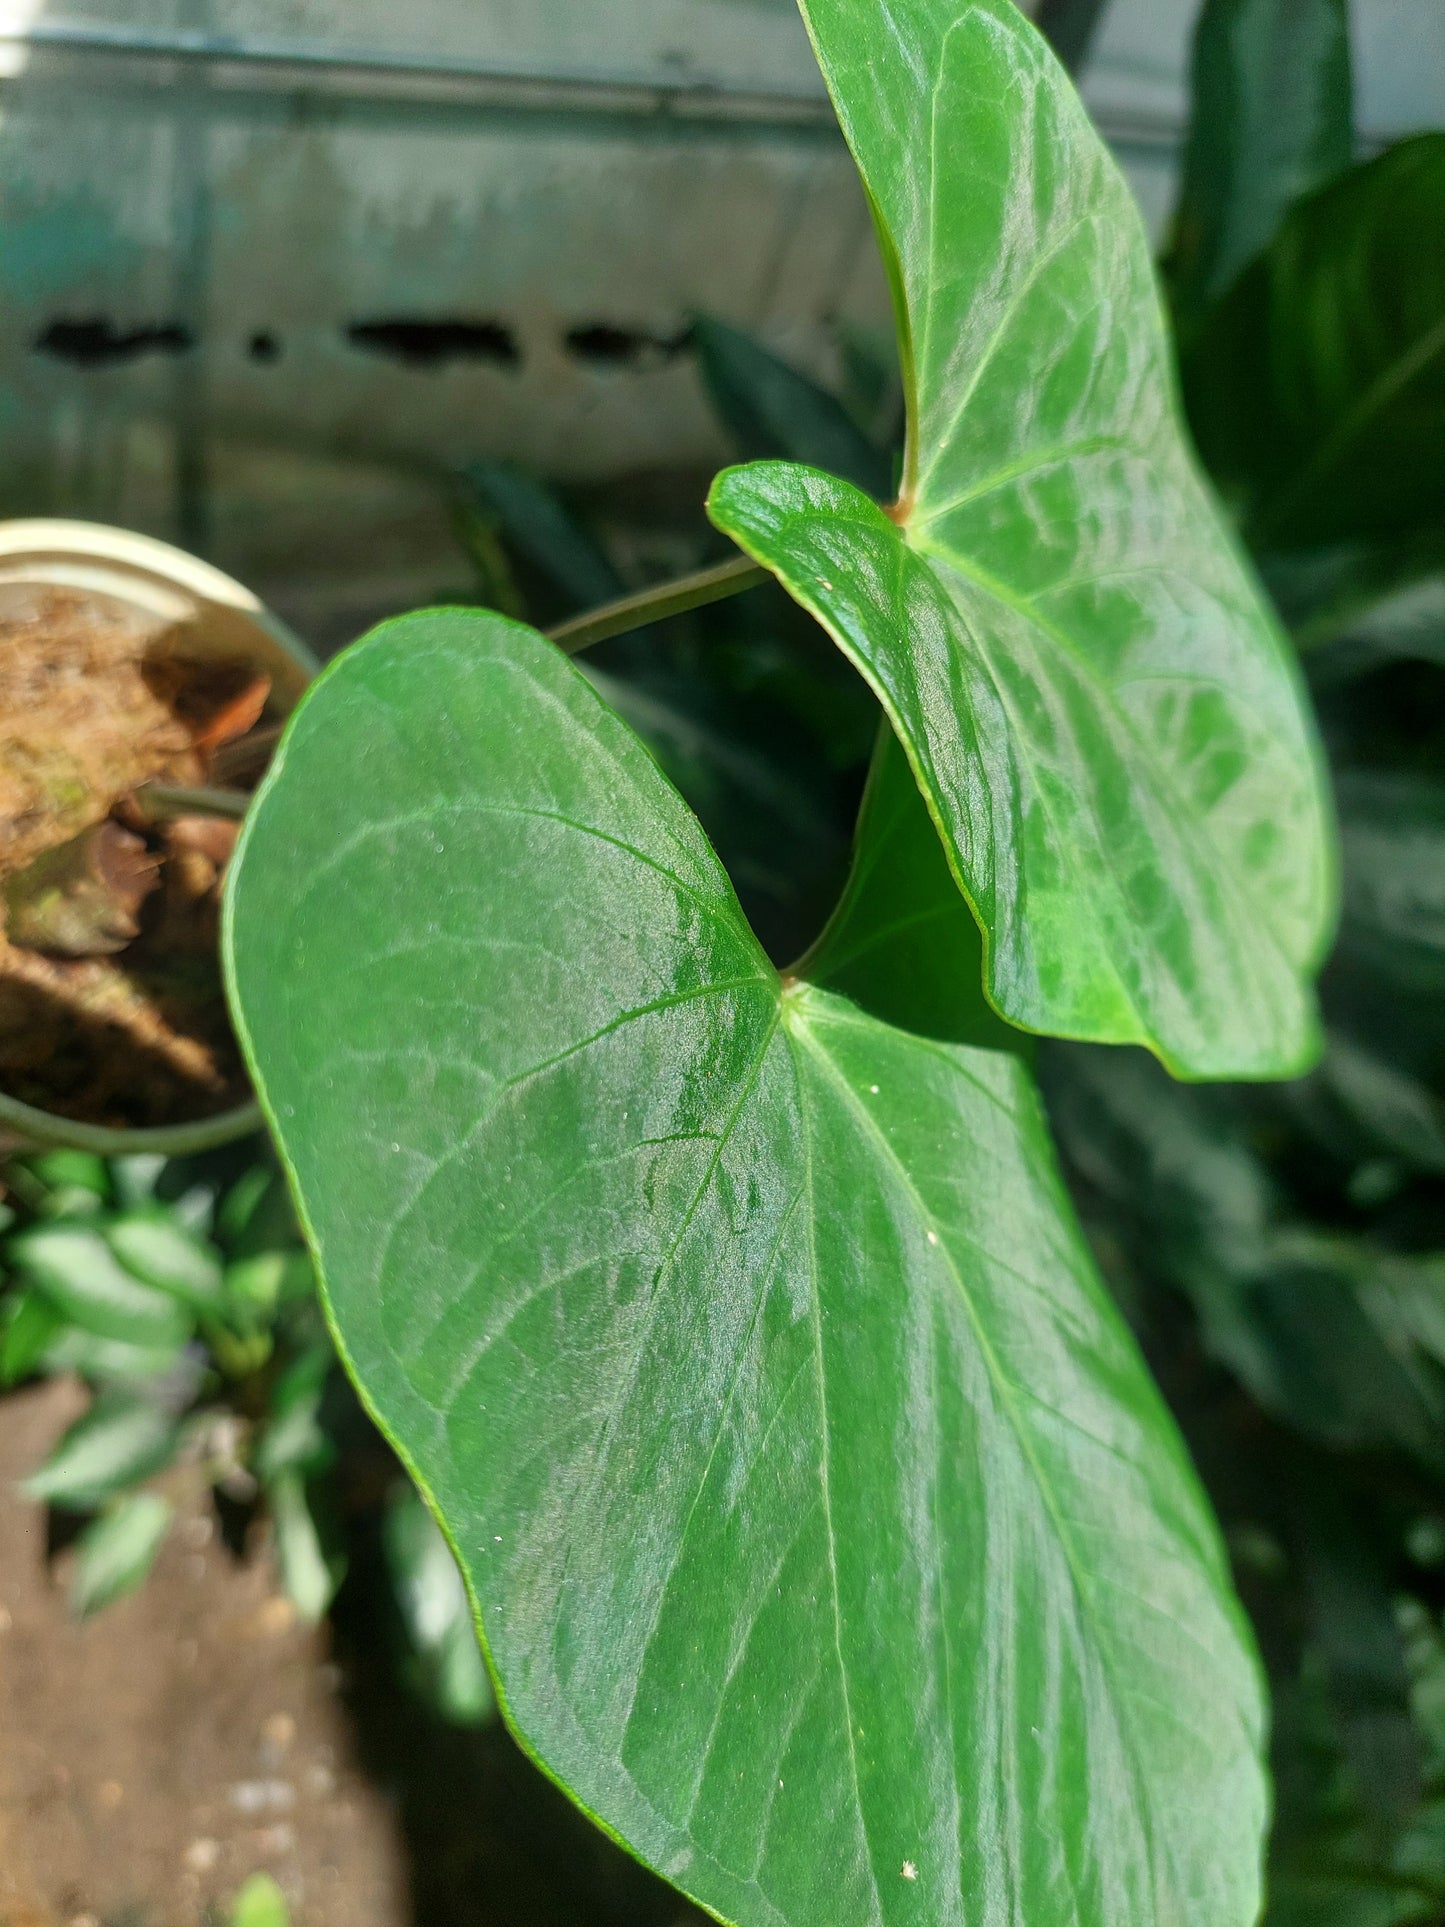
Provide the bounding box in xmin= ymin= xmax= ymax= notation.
xmin=212 ymin=1 xmax=1399 ymax=1922
xmin=0 ymin=1146 xmax=319 ymax=1613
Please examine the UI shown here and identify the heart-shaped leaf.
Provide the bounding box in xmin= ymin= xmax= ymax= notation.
xmin=225 ymin=609 xmax=1266 ymax=1927
xmin=709 ymin=0 xmax=1335 ymax=1079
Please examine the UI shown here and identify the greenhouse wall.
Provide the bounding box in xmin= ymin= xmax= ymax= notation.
xmin=0 ymin=0 xmax=1440 ymax=636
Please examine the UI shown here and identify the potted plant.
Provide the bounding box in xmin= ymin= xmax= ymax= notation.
xmin=0 ymin=519 xmax=315 ymax=1155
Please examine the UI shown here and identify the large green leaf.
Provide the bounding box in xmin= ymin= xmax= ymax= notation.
xmin=1170 ymin=0 xmax=1353 ymax=324
xmin=225 ymin=610 xmax=1267 ymax=1927
xmin=709 ymin=0 xmax=1335 ymax=1079
xmin=1186 ymin=136 xmax=1445 ymax=552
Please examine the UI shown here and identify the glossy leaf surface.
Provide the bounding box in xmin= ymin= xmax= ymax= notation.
xmin=1186 ymin=135 xmax=1445 ymax=551
xmin=226 ymin=610 xmax=1266 ymax=1927
xmin=710 ymin=0 xmax=1335 ymax=1078
xmin=1171 ymin=0 xmax=1353 ymax=321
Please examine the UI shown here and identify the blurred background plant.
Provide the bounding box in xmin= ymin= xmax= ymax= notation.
xmin=430 ymin=5 xmax=1445 ymax=1915
xmin=0 ymin=1134 xmax=493 ymax=1731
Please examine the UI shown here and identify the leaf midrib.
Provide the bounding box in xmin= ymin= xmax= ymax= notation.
xmin=790 ymin=1004 xmax=887 ymax=1927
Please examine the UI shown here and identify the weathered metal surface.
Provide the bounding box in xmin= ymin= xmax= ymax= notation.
xmin=0 ymin=0 xmax=887 ymax=606
xmin=0 ymin=0 xmax=1438 ymax=614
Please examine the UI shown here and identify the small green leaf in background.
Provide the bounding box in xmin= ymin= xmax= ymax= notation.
xmin=105 ymin=1212 xmax=225 ymax=1314
xmin=230 ymin=1873 xmax=292 ymax=1927
xmin=24 ymin=1394 xmax=178 ymax=1510
xmin=223 ymin=1249 xmax=314 ymax=1329
xmin=216 ymin=1163 xmax=292 ymax=1254
xmin=1287 ymin=1032 xmax=1445 ymax=1178
xmin=463 ymin=459 xmax=624 ymax=612
xmin=268 ymin=1470 xmax=345 ymax=1624
xmin=710 ymin=0 xmax=1335 ymax=1079
xmin=39 ymin=1325 xmax=189 ymax=1386
xmin=833 ymin=317 xmax=901 ymax=445
xmin=253 ymin=1346 xmax=334 ymax=1485
xmin=108 ymin=1152 xmax=167 ymax=1212
xmin=1044 ymin=1040 xmax=1445 ymax=1467
xmin=0 ymin=1289 xmax=61 ymax=1386
xmin=1335 ymin=770 xmax=1445 ymax=1000
xmin=226 ymin=610 xmax=1269 ymax=1927
xmin=1186 ymin=134 xmax=1445 ymax=554
xmin=692 ymin=315 xmax=893 ymax=498
xmin=70 ymin=1491 xmax=172 ymax=1617
xmin=10 ymin=1224 xmax=193 ymax=1351
xmin=1170 ymin=0 xmax=1353 ymax=324
xmin=384 ymin=1485 xmax=495 ymax=1728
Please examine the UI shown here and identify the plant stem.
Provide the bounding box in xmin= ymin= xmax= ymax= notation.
xmin=547 ymin=555 xmax=768 ymax=656
xmin=134 ymin=784 xmax=252 ymax=821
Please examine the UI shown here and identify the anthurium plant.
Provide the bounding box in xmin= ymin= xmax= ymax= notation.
xmin=220 ymin=3 xmax=1345 ymax=1923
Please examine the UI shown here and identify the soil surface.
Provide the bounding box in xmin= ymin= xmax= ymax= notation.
xmin=0 ymin=1378 xmax=706 ymax=1927
xmin=0 ymin=588 xmax=265 ymax=1131
xmin=0 ymin=589 xmax=207 ymax=875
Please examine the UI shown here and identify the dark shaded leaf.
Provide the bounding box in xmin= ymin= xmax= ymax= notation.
xmin=464 ymin=460 xmax=624 ymax=611
xmin=1171 ymin=0 xmax=1353 ymax=322
xmin=71 ymin=1492 xmax=172 ymax=1616
xmin=798 ymin=721 xmax=1015 ymax=1048
xmin=1186 ymin=136 xmax=1445 ymax=553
